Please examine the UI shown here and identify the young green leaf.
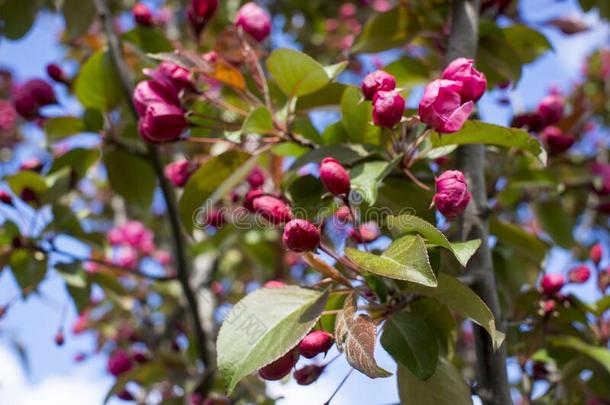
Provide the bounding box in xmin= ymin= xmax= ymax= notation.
xmin=266 ymin=48 xmax=329 ymax=97
xmin=74 ymin=50 xmax=122 ymax=112
xmin=103 ymin=149 xmax=156 ymax=209
xmin=349 ymin=155 xmax=401 ymax=205
xmin=241 ymin=106 xmax=274 ymax=135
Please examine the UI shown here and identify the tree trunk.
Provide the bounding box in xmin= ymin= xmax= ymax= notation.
xmin=447 ymin=1 xmax=513 ymax=404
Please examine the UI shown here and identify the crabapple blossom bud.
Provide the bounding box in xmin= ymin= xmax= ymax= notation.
xmin=298 ymin=330 xmax=334 ymax=358
xmin=117 ymin=388 xmax=135 ymax=401
xmin=133 ymin=80 xmax=179 ymax=117
xmin=441 ymin=58 xmax=487 ymax=102
xmin=541 ymin=273 xmax=565 ymax=296
xmin=361 ymin=70 xmax=396 ymax=100
xmin=568 ymin=265 xmax=591 ymax=284
xmin=419 ymin=79 xmax=474 ymax=133
xmin=108 ymin=349 xmax=133 ymax=376
xmin=0 ymin=100 xmax=17 ymax=131
xmin=246 ymin=167 xmax=265 ymax=189
xmin=590 ymin=243 xmax=603 ymax=265
xmin=187 ymin=0 xmax=218 ymax=36
xmin=433 ymin=170 xmax=471 ymax=220
xmin=132 ymin=3 xmax=154 ymax=26
xmin=263 ymin=280 xmax=287 ymax=288
xmin=542 ymin=126 xmax=574 ymax=154
xmin=0 ymin=190 xmax=12 ymax=205
xmin=258 ymin=348 xmax=300 ymax=380
xmin=12 ymin=79 xmax=57 ymax=119
xmin=543 ymin=299 xmax=556 ymax=315
xmin=319 ymin=157 xmax=351 ymax=196
xmin=294 ymin=364 xmax=325 ymax=385
xmin=144 ymin=62 xmax=191 ymax=94
xmin=164 ymin=159 xmax=196 ymax=187
xmin=46 ymin=63 xmax=68 ymax=84
xmin=235 ymin=3 xmax=272 ymax=42
xmin=372 ymin=90 xmax=405 ymax=128
xmin=20 ymin=187 xmax=38 ymax=204
xmin=537 ymin=94 xmax=564 ymax=126
xmin=350 ymin=222 xmax=380 ymax=243
xmin=204 ymin=209 xmax=226 ymax=228
xmin=138 ymin=102 xmax=187 ymax=143
xmin=243 ymin=189 xmax=266 ymax=212
xmin=250 ymin=194 xmax=293 ymax=225
xmin=54 ymin=330 xmax=65 ymax=346
xmin=282 ymin=219 xmax=320 ymax=252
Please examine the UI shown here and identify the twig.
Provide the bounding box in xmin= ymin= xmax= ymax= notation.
xmin=323 ymin=369 xmax=353 ymax=405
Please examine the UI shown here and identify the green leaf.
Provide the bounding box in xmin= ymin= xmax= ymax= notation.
xmin=346 ymin=235 xmax=437 ymax=286
xmin=289 ymin=145 xmax=374 ymax=171
xmin=340 ymin=86 xmax=381 ymax=144
xmin=217 ymin=286 xmax=329 ymax=394
xmin=83 ymin=108 xmax=104 ymax=132
xmin=6 ymin=171 xmax=48 ymax=197
xmin=489 ymin=217 xmax=549 ymax=264
xmin=477 ymin=22 xmax=524 ymax=86
xmin=50 ymin=147 xmax=100 ymax=180
xmin=56 ymin=264 xmax=91 ymax=313
xmin=75 ymin=50 xmax=122 ymax=112
xmin=381 ymin=311 xmax=439 ymax=380
xmin=296 ymin=83 xmax=348 ymax=111
xmin=44 ymin=117 xmax=85 ymax=139
xmin=503 ymin=25 xmax=552 ymax=64
xmin=9 ymin=249 xmax=47 ymax=295
xmin=335 ymin=293 xmax=392 ymax=378
xmin=350 ymin=156 xmax=401 ymax=205
xmin=397 ymin=359 xmax=473 ymax=405
xmin=533 ymin=200 xmax=574 ymax=249
xmin=242 ymin=107 xmax=274 ymax=134
xmin=266 ymin=48 xmax=329 ymax=97
xmin=103 ymin=149 xmax=156 ymax=209
xmin=386 ymin=214 xmax=481 ymax=267
xmin=179 ymin=150 xmax=251 ymax=233
xmin=429 ymin=121 xmax=547 ymax=165
xmin=402 ymin=273 xmax=504 ymax=351
xmin=122 ymin=26 xmax=173 ymax=53
xmin=375 ymin=178 xmax=434 ymax=223
xmin=0 ymin=0 xmax=39 ymax=40
xmin=549 ymin=336 xmax=610 ymax=375
xmin=351 ymin=7 xmax=415 ymax=53
xmin=383 ymin=56 xmax=431 ymax=88
xmin=62 ymin=0 xmax=95 ymax=39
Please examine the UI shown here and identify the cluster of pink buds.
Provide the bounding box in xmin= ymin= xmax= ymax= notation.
xmin=164 ymin=159 xmax=199 ymax=187
xmin=235 ymin=3 xmax=272 ymax=42
xmin=361 ymin=70 xmax=405 ymax=128
xmin=12 ymin=78 xmax=57 ymax=120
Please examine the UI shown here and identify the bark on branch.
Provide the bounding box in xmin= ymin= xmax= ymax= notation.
xmin=447 ymin=1 xmax=512 ymax=404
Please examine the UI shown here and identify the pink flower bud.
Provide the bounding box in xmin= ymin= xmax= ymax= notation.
xmin=263 ymin=280 xmax=287 ymax=288
xmin=235 ymin=3 xmax=271 ymax=42
xmin=541 ymin=273 xmax=565 ymax=296
xmin=298 ymin=330 xmax=334 ymax=358
xmin=204 ymin=209 xmax=226 ymax=228
xmin=72 ymin=311 xmax=90 ymax=335
xmin=361 ymin=70 xmax=396 ymax=100
xmin=54 ymin=330 xmax=65 ymax=346
xmin=133 ymin=80 xmax=179 ymax=117
xmin=590 ymin=243 xmax=603 ymax=265
xmin=319 ymin=157 xmax=351 ymax=196
xmin=350 ymin=222 xmax=380 ymax=243
xmin=282 ymin=219 xmax=320 ymax=252
xmin=433 ymin=170 xmax=471 ymax=220
xmin=543 ymin=299 xmax=556 ymax=314
xmin=250 ymin=194 xmax=293 ymax=225
xmin=117 ymin=388 xmax=135 ymax=401
xmin=164 ymin=159 xmax=197 ymax=187
xmin=108 ymin=349 xmax=133 ymax=376
xmin=568 ymin=265 xmax=591 ymax=284
xmin=339 ymin=3 xmax=357 ymax=19
xmin=0 ymin=100 xmax=17 ymax=131
xmin=243 ymin=189 xmax=266 ymax=212
xmin=144 ymin=62 xmax=191 ymax=94
xmin=372 ymin=90 xmax=405 ymax=128
xmin=258 ymin=348 xmax=300 ymax=380
xmin=246 ymin=167 xmax=265 ymax=189
xmin=12 ymin=79 xmax=57 ymax=119
xmin=419 ymin=79 xmax=474 ymax=133
xmin=138 ymin=102 xmax=187 ymax=143
xmin=541 ymin=126 xmax=574 ymax=154
xmin=537 ymin=94 xmax=564 ymax=126
xmin=20 ymin=187 xmax=38 ymax=204
xmin=187 ymin=0 xmax=218 ymax=36
xmin=114 ymin=246 xmax=139 ymax=269
xmin=46 ymin=63 xmax=68 ymax=84
xmin=0 ymin=190 xmax=12 ymax=205
xmin=294 ymin=364 xmax=325 ymax=385
xmin=132 ymin=3 xmax=154 ymax=26
xmin=441 ymin=58 xmax=487 ymax=102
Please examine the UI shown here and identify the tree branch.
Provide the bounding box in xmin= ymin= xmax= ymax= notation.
xmin=447 ymin=1 xmax=512 ymax=404
xmin=92 ymin=0 xmax=214 ymax=390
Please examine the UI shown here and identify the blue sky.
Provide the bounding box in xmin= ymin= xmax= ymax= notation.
xmin=0 ymin=1 xmax=608 ymax=404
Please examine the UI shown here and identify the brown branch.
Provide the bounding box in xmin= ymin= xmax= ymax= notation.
xmin=447 ymin=1 xmax=512 ymax=404
xmin=92 ymin=0 xmax=214 ymax=392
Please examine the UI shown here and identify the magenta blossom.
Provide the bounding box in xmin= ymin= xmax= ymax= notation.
xmin=541 ymin=126 xmax=575 ymax=154
xmin=107 ymin=349 xmax=133 ymax=377
xmin=441 ymin=58 xmax=487 ymax=102
xmin=537 ymin=94 xmax=564 ymax=126
xmin=164 ymin=159 xmax=197 ymax=187
xmin=139 ymin=102 xmax=187 ymax=143
xmin=235 ymin=2 xmax=271 ymax=42
xmin=143 ymin=62 xmax=191 ymax=94
xmin=133 ymin=80 xmax=179 ymax=117
xmin=419 ymin=79 xmax=474 ymax=133
xmin=0 ymin=100 xmax=17 ymax=131
xmin=132 ymin=3 xmax=154 ymax=26
xmin=361 ymin=70 xmax=396 ymax=100
xmin=108 ymin=221 xmax=155 ymax=254
xmin=319 ymin=157 xmax=351 ymax=196
xmin=282 ymin=219 xmax=321 ymax=252
xmin=187 ymin=0 xmax=218 ymax=36
xmin=541 ymin=273 xmax=565 ymax=296
xmin=372 ymin=90 xmax=405 ymax=128
xmin=433 ymin=170 xmax=471 ymax=220
xmin=12 ymin=79 xmax=57 ymax=119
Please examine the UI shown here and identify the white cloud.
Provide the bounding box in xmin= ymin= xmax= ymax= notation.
xmin=0 ymin=345 xmax=109 ymax=405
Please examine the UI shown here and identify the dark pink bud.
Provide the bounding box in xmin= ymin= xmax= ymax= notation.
xmin=541 ymin=126 xmax=574 ymax=154
xmin=568 ymin=265 xmax=591 ymax=284
xmin=592 ymin=162 xmax=610 ymax=195
xmin=132 ymin=3 xmax=154 ymax=26
xmin=164 ymin=159 xmax=196 ymax=187
xmin=204 ymin=209 xmax=226 ymax=228
xmin=13 ymin=79 xmax=57 ymax=119
xmin=107 ymin=349 xmax=133 ymax=376
xmin=132 ymin=350 xmax=149 ymax=364
xmin=537 ymin=94 xmax=564 ymax=126
xmin=350 ymin=222 xmax=380 ymax=243
xmin=419 ymin=79 xmax=474 ymax=133
xmin=0 ymin=100 xmax=17 ymax=131
xmin=441 ymin=58 xmax=487 ymax=102
xmin=20 ymin=157 xmax=43 ymax=172
xmin=117 ymin=388 xmax=135 ymax=401
xmin=235 ymin=3 xmax=271 ymax=42
xmin=511 ymin=112 xmax=545 ymax=132
xmin=246 ymin=167 xmax=265 ymax=189
xmin=541 ymin=273 xmax=565 ymax=296
xmin=334 ymin=206 xmax=352 ymax=223
xmin=294 ymin=364 xmax=325 ymax=385
xmin=138 ymin=102 xmax=187 ymax=143
xmin=433 ymin=170 xmax=471 ymax=220
xmin=54 ymin=330 xmax=65 ymax=346
xmin=298 ymin=330 xmax=334 ymax=358
xmin=144 ymin=62 xmax=191 ymax=94
xmin=543 ymin=299 xmax=556 ymax=314
xmin=252 ymin=195 xmax=293 ymax=225
xmin=258 ymin=347 xmax=300 ymax=380
xmin=263 ymin=280 xmax=287 ymax=288
xmin=187 ymin=0 xmax=218 ymax=36
xmin=319 ymin=157 xmax=351 ymax=196
xmin=133 ymin=80 xmax=180 ymax=116
xmin=361 ymin=70 xmax=396 ymax=100
xmin=590 ymin=243 xmax=603 ymax=265
xmin=0 ymin=190 xmax=12 ymax=205
xmin=243 ymin=189 xmax=266 ymax=212
xmin=372 ymin=90 xmax=405 ymax=128
xmin=20 ymin=187 xmax=38 ymax=204
xmin=46 ymin=63 xmax=68 ymax=84
xmin=282 ymin=219 xmax=320 ymax=252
